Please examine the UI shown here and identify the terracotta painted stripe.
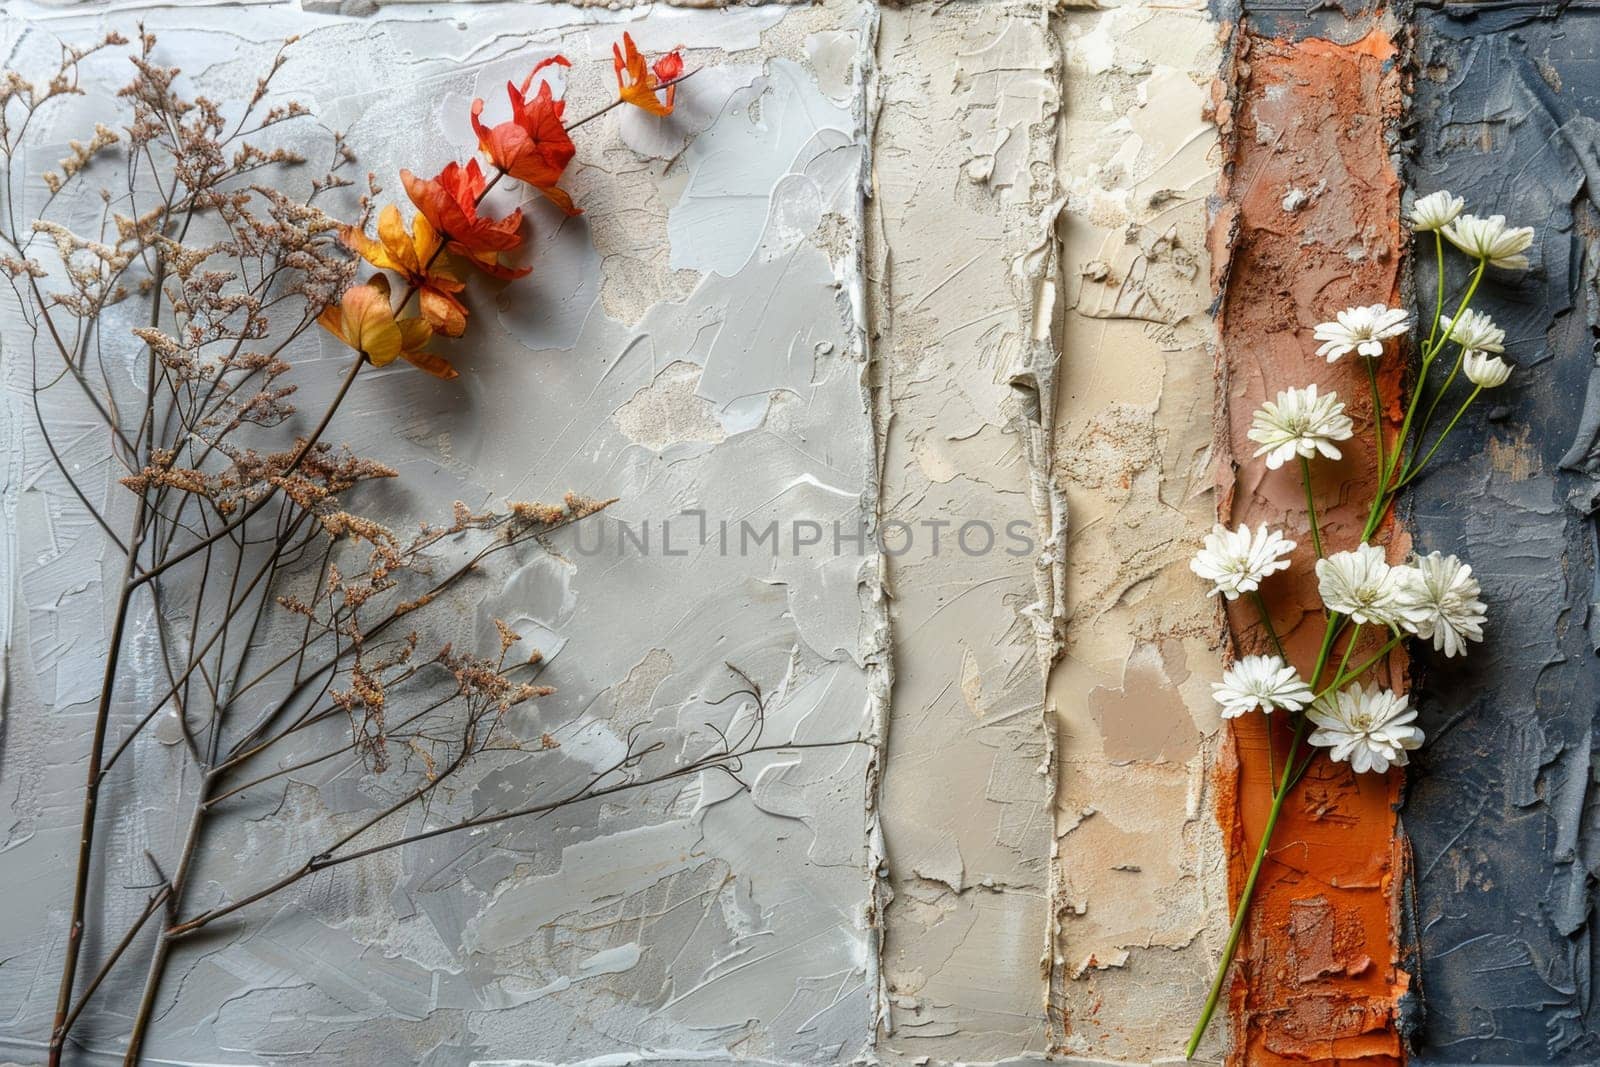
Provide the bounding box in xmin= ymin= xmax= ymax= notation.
xmin=1404 ymin=12 xmax=1600 ymax=1064
xmin=1210 ymin=23 xmax=1411 ymax=1065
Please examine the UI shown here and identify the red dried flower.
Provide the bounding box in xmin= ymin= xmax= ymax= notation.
xmin=469 ymin=56 xmax=579 ymax=216
xmin=401 ymin=160 xmax=530 ymax=280
xmin=612 ymin=33 xmax=683 ymax=117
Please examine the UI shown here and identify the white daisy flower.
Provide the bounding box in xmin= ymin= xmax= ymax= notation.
xmin=1315 ymin=543 xmax=1408 ymax=626
xmin=1314 ymin=304 xmax=1411 ymax=362
xmin=1408 ymin=190 xmax=1464 ymax=232
xmin=1440 ymin=309 xmax=1505 ymax=353
xmin=1190 ymin=523 xmax=1297 ymax=600
xmin=1248 ymin=385 xmax=1355 ymax=470
xmin=1442 ymin=213 xmax=1535 ymax=270
xmin=1463 ymin=351 xmax=1513 ymax=388
xmin=1212 ymin=655 xmax=1315 ymax=718
xmin=1396 ymin=552 xmax=1487 ymax=658
xmin=1307 ymin=683 xmax=1424 ymax=774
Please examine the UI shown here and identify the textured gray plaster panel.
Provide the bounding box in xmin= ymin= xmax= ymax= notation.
xmin=0 ymin=2 xmax=882 ymax=1063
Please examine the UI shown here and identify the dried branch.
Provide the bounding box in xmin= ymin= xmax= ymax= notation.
xmin=4 ymin=28 xmax=700 ymax=1067
xmin=167 ymin=666 xmax=865 ymax=939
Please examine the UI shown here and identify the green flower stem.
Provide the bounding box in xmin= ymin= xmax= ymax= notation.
xmin=1415 ymin=345 xmax=1465 ymax=442
xmin=1422 ymin=254 xmax=1487 ymax=364
xmin=1285 ymin=627 xmax=1403 ymax=794
xmin=1185 ymin=615 xmax=1343 ymax=1059
xmin=1331 ymin=623 xmax=1364 ymax=687
xmin=1306 ymin=616 xmax=1343 ymax=695
xmin=1423 ymin=230 xmax=1446 ymax=353
xmin=1265 ymin=721 xmax=1278 ymax=790
xmin=1285 ymin=624 xmax=1366 ymax=794
xmin=1299 ymin=455 xmax=1324 ymax=560
xmin=1285 ymin=732 xmax=1324 ymax=794
xmin=1360 ymin=480 xmax=1395 ymax=543
xmin=1325 ymin=633 xmax=1405 ymax=692
xmin=1190 ymin=615 xmax=1392 ymax=1060
xmin=1398 ymin=386 xmax=1483 ymax=489
xmin=1365 ymin=355 xmax=1386 ymax=483
xmin=1383 ymin=255 xmax=1488 ymax=497
xmin=1251 ymin=590 xmax=1289 ymax=662
xmin=1184 ymin=713 xmax=1308 ymax=1061
xmin=1360 ymin=256 xmax=1487 ymax=544
xmin=1250 ymin=589 xmax=1288 ymax=785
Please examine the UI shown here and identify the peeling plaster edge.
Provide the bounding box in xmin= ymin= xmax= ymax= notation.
xmin=849 ymin=6 xmax=895 ymax=1061
xmin=1201 ymin=23 xmax=1270 ymax=1066
xmin=1016 ymin=11 xmax=1069 ymax=678
xmin=1018 ymin=9 xmax=1068 ymax=1052
xmin=1204 ymin=19 xmax=1285 ymax=1060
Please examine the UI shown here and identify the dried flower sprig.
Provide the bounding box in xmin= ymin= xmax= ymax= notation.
xmin=0 ymin=27 xmax=715 ymax=1067
xmin=1183 ymin=191 xmax=1529 ymax=1058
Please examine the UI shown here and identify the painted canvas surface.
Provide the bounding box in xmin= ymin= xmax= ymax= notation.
xmin=0 ymin=1 xmax=1591 ymax=1065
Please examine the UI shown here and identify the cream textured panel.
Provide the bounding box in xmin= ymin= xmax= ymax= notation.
xmin=871 ymin=3 xmax=1062 ymax=1060
xmin=1047 ymin=0 xmax=1230 ymax=1060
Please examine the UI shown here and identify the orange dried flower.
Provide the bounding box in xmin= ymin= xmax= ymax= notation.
xmin=341 ymin=205 xmax=469 ymax=336
xmin=612 ymin=33 xmax=683 ymax=117
xmin=401 ymin=160 xmax=529 ymax=280
xmin=470 ymin=56 xmax=579 ymax=216
xmin=317 ymin=274 xmax=457 ymax=380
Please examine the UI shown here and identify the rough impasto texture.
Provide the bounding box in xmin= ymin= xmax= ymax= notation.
xmin=1211 ymin=18 xmax=1410 ymax=1065
xmin=1 ymin=3 xmax=883 ymax=1062
xmin=1047 ymin=0 xmax=1230 ymax=1059
xmin=871 ymin=3 xmax=1059 ymax=1058
xmin=10 ymin=0 xmax=1591 ymax=1063
xmin=1405 ymin=11 xmax=1600 ymax=1063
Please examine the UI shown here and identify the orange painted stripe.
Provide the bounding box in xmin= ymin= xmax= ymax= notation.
xmin=1211 ymin=26 xmax=1410 ymax=1066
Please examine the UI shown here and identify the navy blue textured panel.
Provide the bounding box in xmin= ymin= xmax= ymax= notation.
xmin=1406 ymin=11 xmax=1600 ymax=1064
